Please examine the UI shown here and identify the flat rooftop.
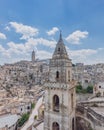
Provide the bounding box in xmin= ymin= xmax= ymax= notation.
xmin=0 ymin=114 xmax=19 ymax=128
xmin=89 ymin=97 xmax=104 ymax=102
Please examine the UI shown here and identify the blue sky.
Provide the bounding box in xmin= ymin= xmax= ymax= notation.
xmin=0 ymin=0 xmax=104 ymax=65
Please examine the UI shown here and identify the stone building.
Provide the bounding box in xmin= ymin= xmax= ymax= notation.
xmin=93 ymin=82 xmax=104 ymax=97
xmin=44 ymin=33 xmax=76 ymax=130
xmin=0 ymin=114 xmax=18 ymax=130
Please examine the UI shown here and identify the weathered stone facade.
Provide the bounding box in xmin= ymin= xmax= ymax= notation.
xmin=44 ymin=33 xmax=76 ymax=130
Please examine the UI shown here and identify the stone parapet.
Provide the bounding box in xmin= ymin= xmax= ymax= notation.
xmin=44 ymin=81 xmax=76 ymax=90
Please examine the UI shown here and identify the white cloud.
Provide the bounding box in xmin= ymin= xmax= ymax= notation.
xmin=25 ymin=37 xmax=56 ymax=49
xmin=7 ymin=42 xmax=26 ymax=53
xmin=69 ymin=49 xmax=97 ymax=57
xmin=0 ymin=45 xmax=5 ymax=52
xmin=66 ymin=47 xmax=98 ymax=64
xmin=37 ymin=50 xmax=52 ymax=59
xmin=6 ymin=37 xmax=56 ymax=56
xmin=0 ymin=36 xmax=56 ymax=64
xmin=47 ymin=27 xmax=59 ymax=36
xmin=0 ymin=39 xmax=53 ymax=65
xmin=0 ymin=38 xmax=104 ymax=65
xmin=0 ymin=24 xmax=103 ymax=65
xmin=9 ymin=22 xmax=39 ymax=40
xmin=98 ymin=48 xmax=104 ymax=51
xmin=66 ymin=30 xmax=88 ymax=44
xmin=0 ymin=32 xmax=6 ymax=39
xmin=5 ymin=26 xmax=10 ymax=31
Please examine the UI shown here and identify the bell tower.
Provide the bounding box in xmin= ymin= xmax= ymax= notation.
xmin=44 ymin=32 xmax=76 ymax=130
xmin=32 ymin=50 xmax=35 ymax=63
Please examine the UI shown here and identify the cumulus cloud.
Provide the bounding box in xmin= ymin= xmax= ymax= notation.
xmin=0 ymin=23 xmax=103 ymax=65
xmin=7 ymin=42 xmax=26 ymax=53
xmin=6 ymin=37 xmax=56 ymax=55
xmin=9 ymin=22 xmax=39 ymax=40
xmin=66 ymin=47 xmax=98 ymax=64
xmin=0 ymin=39 xmax=54 ymax=65
xmin=47 ymin=27 xmax=59 ymax=36
xmin=66 ymin=30 xmax=88 ymax=44
xmin=69 ymin=49 xmax=97 ymax=57
xmin=0 ymin=45 xmax=5 ymax=52
xmin=5 ymin=26 xmax=10 ymax=31
xmin=0 ymin=36 xmax=56 ymax=64
xmin=0 ymin=38 xmax=103 ymax=65
xmin=0 ymin=32 xmax=6 ymax=39
xmin=37 ymin=50 xmax=52 ymax=59
xmin=23 ymin=37 xmax=56 ymax=49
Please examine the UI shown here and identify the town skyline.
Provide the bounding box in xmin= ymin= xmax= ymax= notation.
xmin=0 ymin=0 xmax=104 ymax=65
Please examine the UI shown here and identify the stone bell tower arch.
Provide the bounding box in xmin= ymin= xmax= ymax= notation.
xmin=44 ymin=32 xmax=76 ymax=130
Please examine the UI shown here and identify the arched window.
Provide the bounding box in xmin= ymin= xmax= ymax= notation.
xmin=52 ymin=122 xmax=59 ymax=130
xmin=53 ymin=95 xmax=59 ymax=112
xmin=56 ymin=71 xmax=59 ymax=79
xmin=42 ymin=110 xmax=44 ymax=117
xmin=72 ymin=118 xmax=74 ymax=130
xmin=71 ymin=93 xmax=74 ymax=109
xmin=99 ymin=86 xmax=101 ymax=88
xmin=58 ymin=48 xmax=60 ymax=52
xmin=27 ymin=106 xmax=30 ymax=109
xmin=68 ymin=70 xmax=70 ymax=81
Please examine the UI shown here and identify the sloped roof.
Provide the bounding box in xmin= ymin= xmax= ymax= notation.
xmin=52 ymin=32 xmax=69 ymax=59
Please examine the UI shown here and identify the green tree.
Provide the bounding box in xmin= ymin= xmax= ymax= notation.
xmin=76 ymin=84 xmax=83 ymax=93
xmin=81 ymin=89 xmax=87 ymax=94
xmin=18 ymin=113 xmax=30 ymax=127
xmin=34 ymin=115 xmax=37 ymax=120
xmin=76 ymin=84 xmax=82 ymax=90
xmin=31 ymin=103 xmax=35 ymax=109
xmin=87 ymin=85 xmax=93 ymax=93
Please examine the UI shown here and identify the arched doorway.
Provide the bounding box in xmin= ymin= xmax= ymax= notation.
xmin=52 ymin=122 xmax=59 ymax=130
xmin=42 ymin=110 xmax=44 ymax=118
xmin=53 ymin=95 xmax=59 ymax=112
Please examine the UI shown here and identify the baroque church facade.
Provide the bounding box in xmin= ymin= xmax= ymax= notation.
xmin=44 ymin=33 xmax=76 ymax=130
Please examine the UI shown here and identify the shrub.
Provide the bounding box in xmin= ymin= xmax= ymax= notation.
xmin=31 ymin=103 xmax=35 ymax=109
xmin=96 ymin=92 xmax=101 ymax=97
xmin=81 ymin=89 xmax=87 ymax=94
xmin=34 ymin=115 xmax=37 ymax=120
xmin=92 ymin=103 xmax=98 ymax=107
xmin=76 ymin=84 xmax=83 ymax=93
xmin=18 ymin=113 xmax=30 ymax=127
xmin=76 ymin=84 xmax=93 ymax=94
xmin=76 ymin=84 xmax=82 ymax=90
xmin=87 ymin=86 xmax=93 ymax=93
